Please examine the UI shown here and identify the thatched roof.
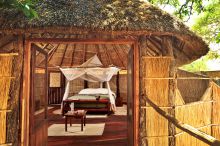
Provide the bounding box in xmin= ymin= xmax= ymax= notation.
xmin=0 ymin=1 xmax=206 ymax=37
xmin=0 ymin=0 xmax=209 ymax=66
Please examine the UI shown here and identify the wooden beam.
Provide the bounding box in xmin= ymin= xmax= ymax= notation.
xmin=95 ymin=44 xmax=103 ymax=65
xmin=102 ymin=44 xmax=111 ymax=65
xmin=71 ymin=44 xmax=76 ymax=66
xmin=103 ymin=45 xmax=114 ymax=66
xmin=60 ymin=44 xmax=69 ymax=66
xmin=143 ymin=94 xmax=220 ymax=146
xmin=0 ymin=53 xmax=18 ymax=56
xmin=112 ymin=45 xmax=125 ymax=67
xmin=48 ymin=44 xmax=60 ymax=62
xmin=0 ymin=35 xmax=15 ymax=50
xmin=83 ymin=44 xmax=87 ymax=63
xmin=27 ymin=38 xmax=136 ymax=45
xmin=146 ymin=38 xmax=162 ymax=55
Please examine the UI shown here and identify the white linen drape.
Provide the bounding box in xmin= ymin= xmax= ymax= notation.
xmin=60 ymin=67 xmax=120 ymax=104
xmin=60 ymin=55 xmax=120 ymax=112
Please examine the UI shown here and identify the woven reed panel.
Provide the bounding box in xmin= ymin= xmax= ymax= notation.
xmin=175 ymin=102 xmax=212 ymax=134
xmin=175 ymin=126 xmax=211 ymax=146
xmin=212 ymin=83 xmax=220 ymax=140
xmin=142 ymin=57 xmax=171 ymax=145
xmin=0 ymin=56 xmax=13 ymax=144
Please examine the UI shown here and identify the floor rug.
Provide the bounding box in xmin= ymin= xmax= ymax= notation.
xmin=48 ymin=123 xmax=105 ymax=136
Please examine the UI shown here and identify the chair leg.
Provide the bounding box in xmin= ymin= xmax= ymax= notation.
xmin=70 ymin=118 xmax=72 ymax=126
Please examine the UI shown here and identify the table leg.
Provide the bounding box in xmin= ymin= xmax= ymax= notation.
xmin=70 ymin=118 xmax=72 ymax=126
xmin=81 ymin=117 xmax=83 ymax=131
xmin=65 ymin=116 xmax=67 ymax=132
xmin=84 ymin=116 xmax=86 ymax=126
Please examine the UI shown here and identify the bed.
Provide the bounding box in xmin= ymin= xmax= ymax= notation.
xmin=62 ymin=88 xmax=116 ymax=115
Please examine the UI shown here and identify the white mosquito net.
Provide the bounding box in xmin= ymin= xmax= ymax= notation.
xmin=60 ymin=55 xmax=120 ymax=107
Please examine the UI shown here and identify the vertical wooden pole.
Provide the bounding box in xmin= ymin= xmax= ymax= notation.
xmin=134 ymin=41 xmax=139 ymax=146
xmin=116 ymin=72 xmax=122 ymax=106
xmin=165 ymin=36 xmax=176 ymax=146
xmin=21 ymin=39 xmax=31 ymax=146
xmin=116 ymin=72 xmax=120 ymax=97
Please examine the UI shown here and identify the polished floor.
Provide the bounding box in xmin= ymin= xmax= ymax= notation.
xmin=47 ymin=105 xmax=128 ymax=146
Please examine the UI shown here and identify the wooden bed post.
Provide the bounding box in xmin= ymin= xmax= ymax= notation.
xmin=84 ymin=80 xmax=88 ymax=89
xmin=116 ymin=72 xmax=122 ymax=106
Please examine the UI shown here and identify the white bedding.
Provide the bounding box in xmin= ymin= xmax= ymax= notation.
xmin=78 ymin=88 xmax=116 ymax=98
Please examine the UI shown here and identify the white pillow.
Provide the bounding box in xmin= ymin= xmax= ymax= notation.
xmin=79 ymin=88 xmax=109 ymax=95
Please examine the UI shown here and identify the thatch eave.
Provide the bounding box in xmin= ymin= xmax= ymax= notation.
xmin=0 ymin=0 xmax=209 ymax=65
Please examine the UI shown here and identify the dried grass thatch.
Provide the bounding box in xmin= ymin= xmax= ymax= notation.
xmin=0 ymin=0 xmax=208 ymax=60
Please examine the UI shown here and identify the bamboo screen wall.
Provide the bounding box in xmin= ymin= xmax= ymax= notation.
xmin=142 ymin=57 xmax=171 ymax=145
xmin=0 ymin=56 xmax=13 ymax=145
xmin=0 ymin=35 xmax=23 ymax=145
xmin=142 ymin=57 xmax=220 ymax=146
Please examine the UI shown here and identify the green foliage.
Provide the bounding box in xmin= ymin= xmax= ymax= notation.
xmin=180 ymin=57 xmax=208 ymax=72
xmin=192 ymin=0 xmax=220 ymax=43
xmin=180 ymin=50 xmax=220 ymax=72
xmin=0 ymin=0 xmax=39 ymax=19
xmin=147 ymin=0 xmax=208 ymax=21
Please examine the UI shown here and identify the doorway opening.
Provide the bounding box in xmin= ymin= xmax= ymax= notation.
xmin=24 ymin=38 xmax=139 ymax=146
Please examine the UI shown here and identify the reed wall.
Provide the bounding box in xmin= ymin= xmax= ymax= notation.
xmin=0 ymin=35 xmax=23 ymax=146
xmin=177 ymin=69 xmax=210 ymax=103
xmin=0 ymin=56 xmax=13 ymax=144
xmin=142 ymin=56 xmax=220 ymax=146
xmin=142 ymin=57 xmax=171 ymax=145
xmin=212 ymin=83 xmax=220 ymax=140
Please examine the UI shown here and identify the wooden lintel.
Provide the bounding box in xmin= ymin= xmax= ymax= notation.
xmin=26 ymin=38 xmax=136 ymax=44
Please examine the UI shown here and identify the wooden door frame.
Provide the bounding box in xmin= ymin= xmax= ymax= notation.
xmin=30 ymin=45 xmax=48 ymax=146
xmin=21 ymin=38 xmax=139 ymax=146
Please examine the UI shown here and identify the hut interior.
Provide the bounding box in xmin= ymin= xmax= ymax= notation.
xmin=29 ymin=34 xmax=132 ymax=146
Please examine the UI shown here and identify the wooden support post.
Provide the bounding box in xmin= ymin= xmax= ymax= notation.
xmin=116 ymin=72 xmax=122 ymax=106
